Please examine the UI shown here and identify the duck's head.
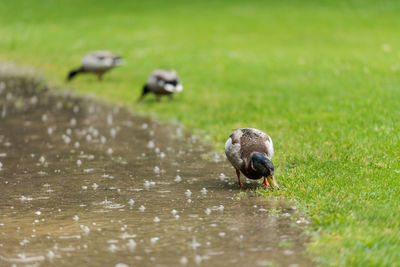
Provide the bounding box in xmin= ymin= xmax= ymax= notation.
xmin=112 ymin=56 xmax=124 ymax=66
xmin=251 ymin=153 xmax=279 ymax=189
xmin=162 ymin=80 xmax=183 ymax=93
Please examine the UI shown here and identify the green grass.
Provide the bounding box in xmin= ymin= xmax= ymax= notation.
xmin=1 ymin=0 xmax=400 ymax=265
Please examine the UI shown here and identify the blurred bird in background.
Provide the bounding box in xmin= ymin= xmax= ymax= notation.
xmin=138 ymin=69 xmax=183 ymax=102
xmin=67 ymin=51 xmax=123 ymax=81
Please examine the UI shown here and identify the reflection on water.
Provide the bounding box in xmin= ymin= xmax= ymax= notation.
xmin=0 ymin=76 xmax=312 ymax=266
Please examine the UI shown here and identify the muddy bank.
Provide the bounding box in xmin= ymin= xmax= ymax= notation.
xmin=0 ymin=76 xmax=312 ymax=266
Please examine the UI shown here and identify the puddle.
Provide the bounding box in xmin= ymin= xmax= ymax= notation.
xmin=0 ymin=76 xmax=312 ymax=266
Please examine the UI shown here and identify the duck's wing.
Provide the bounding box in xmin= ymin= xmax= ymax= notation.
xmin=225 ymin=129 xmax=245 ymax=170
xmin=81 ymin=51 xmax=123 ymax=70
xmin=239 ymin=128 xmax=273 ymax=160
xmin=152 ymin=70 xmax=178 ymax=81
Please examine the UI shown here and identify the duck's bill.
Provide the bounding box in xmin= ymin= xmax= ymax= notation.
xmin=175 ymin=84 xmax=183 ymax=92
xmin=164 ymin=83 xmax=183 ymax=93
xmin=267 ymin=175 xmax=279 ymax=190
xmin=114 ymin=58 xmax=125 ymax=66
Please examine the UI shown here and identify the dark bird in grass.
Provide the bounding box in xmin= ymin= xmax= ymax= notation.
xmin=67 ymin=51 xmax=123 ymax=81
xmin=225 ymin=128 xmax=279 ymax=189
xmin=138 ymin=70 xmax=183 ymax=102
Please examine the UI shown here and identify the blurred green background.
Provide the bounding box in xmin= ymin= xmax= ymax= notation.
xmin=1 ymin=0 xmax=400 ymax=265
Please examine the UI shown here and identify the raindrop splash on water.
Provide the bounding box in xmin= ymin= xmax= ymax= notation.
xmin=154 ymin=166 xmax=160 ymax=174
xmin=127 ymin=239 xmax=136 ymax=252
xmin=110 ymin=128 xmax=117 ymax=138
xmin=174 ymin=175 xmax=182 ymax=182
xmin=194 ymin=255 xmax=203 ymax=264
xmin=62 ymin=134 xmax=71 ymax=144
xmin=150 ymin=237 xmax=159 ymax=244
xmin=144 ymin=180 xmax=155 ymax=189
xmin=47 ymin=250 xmax=55 ymax=260
xmin=147 ymin=141 xmax=155 ymax=149
xmin=219 ymin=173 xmax=227 ymax=181
xmin=80 ymin=225 xmax=90 ymax=234
xmin=180 ymin=256 xmax=188 ymax=265
xmin=73 ymin=106 xmax=79 ymax=113
xmin=189 ymin=238 xmax=201 ymax=250
xmin=201 ymin=188 xmax=207 ymax=195
xmin=107 ymin=114 xmax=113 ymax=125
xmin=109 ymin=244 xmax=118 ymax=253
xmin=20 ymin=195 xmax=33 ymax=201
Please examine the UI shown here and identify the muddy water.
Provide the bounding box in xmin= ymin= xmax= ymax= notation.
xmin=0 ymin=77 xmax=312 ymax=266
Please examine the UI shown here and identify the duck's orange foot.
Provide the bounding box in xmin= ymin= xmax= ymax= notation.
xmin=262 ymin=177 xmax=271 ymax=188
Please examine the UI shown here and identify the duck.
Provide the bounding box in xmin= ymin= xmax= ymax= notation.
xmin=225 ymin=128 xmax=279 ymax=189
xmin=67 ymin=51 xmax=123 ymax=81
xmin=138 ymin=69 xmax=183 ymax=102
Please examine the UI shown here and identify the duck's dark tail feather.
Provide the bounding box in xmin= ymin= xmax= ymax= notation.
xmin=137 ymin=84 xmax=150 ymax=102
xmin=67 ymin=68 xmax=82 ymax=81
